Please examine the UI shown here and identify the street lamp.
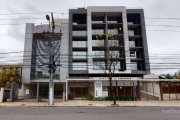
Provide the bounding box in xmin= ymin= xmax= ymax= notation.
xmin=46 ymin=14 xmax=54 ymax=106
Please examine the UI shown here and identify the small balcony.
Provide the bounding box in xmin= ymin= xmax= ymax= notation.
xmin=73 ymin=31 xmax=87 ymax=36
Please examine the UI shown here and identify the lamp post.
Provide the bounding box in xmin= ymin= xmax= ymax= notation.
xmin=46 ymin=13 xmax=55 ymax=106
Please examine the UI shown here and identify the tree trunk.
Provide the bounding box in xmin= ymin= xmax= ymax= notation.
xmin=109 ymin=78 xmax=116 ymax=105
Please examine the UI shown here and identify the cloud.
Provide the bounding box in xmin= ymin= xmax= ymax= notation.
xmin=0 ymin=0 xmax=180 ymax=74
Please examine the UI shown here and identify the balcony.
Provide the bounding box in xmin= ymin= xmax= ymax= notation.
xmin=128 ymin=30 xmax=141 ymax=39
xmin=129 ymin=41 xmax=143 ymax=51
xmin=73 ymin=31 xmax=87 ymax=36
xmin=92 ymin=29 xmax=104 ymax=35
xmin=73 ymin=22 xmax=87 ymax=29
xmin=128 ymin=24 xmax=141 ymax=29
xmin=92 ymin=21 xmax=104 ymax=23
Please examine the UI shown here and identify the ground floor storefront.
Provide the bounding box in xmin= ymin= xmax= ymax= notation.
xmin=4 ymin=79 xmax=180 ymax=103
xmin=18 ymin=83 xmax=64 ymax=102
xmin=67 ymin=81 xmax=139 ymax=100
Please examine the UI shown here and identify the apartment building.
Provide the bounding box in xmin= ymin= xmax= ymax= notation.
xmin=22 ymin=6 xmax=151 ymax=101
xmin=67 ymin=6 xmax=150 ymax=99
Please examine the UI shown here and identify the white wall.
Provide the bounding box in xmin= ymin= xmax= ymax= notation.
xmin=140 ymin=82 xmax=160 ymax=100
xmin=87 ymin=6 xmax=131 ymax=74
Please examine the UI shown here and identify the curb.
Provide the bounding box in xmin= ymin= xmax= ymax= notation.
xmin=1 ymin=105 xmax=180 ymax=107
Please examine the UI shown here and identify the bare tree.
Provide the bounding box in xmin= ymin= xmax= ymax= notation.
xmin=92 ymin=28 xmax=130 ymax=105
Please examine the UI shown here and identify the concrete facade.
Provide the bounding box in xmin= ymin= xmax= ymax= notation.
xmin=21 ymin=6 xmax=157 ymax=101
xmin=22 ymin=20 xmax=69 ymax=83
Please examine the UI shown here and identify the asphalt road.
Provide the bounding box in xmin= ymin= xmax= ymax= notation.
xmin=0 ymin=107 xmax=180 ymax=120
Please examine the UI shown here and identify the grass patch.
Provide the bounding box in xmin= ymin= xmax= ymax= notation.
xmin=111 ymin=104 xmax=119 ymax=106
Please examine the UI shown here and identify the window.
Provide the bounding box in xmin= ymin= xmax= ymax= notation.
xmin=73 ymin=31 xmax=87 ymax=36
xmin=108 ymin=40 xmax=119 ymax=46
xmin=129 ymin=41 xmax=135 ymax=47
xmin=93 ymin=61 xmax=105 ymax=70
xmin=73 ymin=41 xmax=87 ymax=47
xmin=131 ymin=62 xmax=137 ymax=70
xmin=127 ymin=22 xmax=133 ymax=25
xmin=73 ymin=51 xmax=87 ymax=58
xmin=108 ymin=29 xmax=118 ymax=34
xmin=109 ymin=51 xmax=120 ymax=58
xmin=128 ymin=30 xmax=134 ymax=36
xmin=92 ymin=17 xmax=104 ymax=23
xmin=130 ymin=51 xmax=136 ymax=58
xmin=92 ymin=29 xmax=104 ymax=34
xmin=92 ymin=40 xmax=104 ymax=46
xmin=110 ymin=61 xmax=121 ymax=70
xmin=73 ymin=62 xmax=87 ymax=70
xmin=92 ymin=51 xmax=105 ymax=58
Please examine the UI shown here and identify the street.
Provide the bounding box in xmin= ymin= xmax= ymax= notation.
xmin=0 ymin=107 xmax=180 ymax=120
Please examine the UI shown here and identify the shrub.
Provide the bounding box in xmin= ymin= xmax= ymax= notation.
xmin=93 ymin=97 xmax=104 ymax=101
xmin=88 ymin=95 xmax=138 ymax=101
xmin=87 ymin=94 xmax=93 ymax=101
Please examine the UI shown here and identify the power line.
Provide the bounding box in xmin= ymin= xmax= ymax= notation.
xmin=0 ymin=12 xmax=52 ymax=15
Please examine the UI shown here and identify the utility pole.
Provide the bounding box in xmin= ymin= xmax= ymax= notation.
xmin=46 ymin=13 xmax=55 ymax=106
xmin=50 ymin=13 xmax=55 ymax=105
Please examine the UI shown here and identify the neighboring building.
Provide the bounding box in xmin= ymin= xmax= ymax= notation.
xmin=22 ymin=6 xmax=151 ymax=101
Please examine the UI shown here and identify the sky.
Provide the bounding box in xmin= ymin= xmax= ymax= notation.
xmin=0 ymin=0 xmax=180 ymax=75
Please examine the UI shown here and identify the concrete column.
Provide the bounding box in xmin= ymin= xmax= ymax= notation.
xmin=145 ymin=82 xmax=148 ymax=100
xmin=159 ymin=82 xmax=163 ymax=101
xmin=168 ymin=82 xmax=170 ymax=100
xmin=123 ymin=82 xmax=125 ymax=95
xmin=63 ymin=82 xmax=66 ymax=101
xmin=36 ymin=82 xmax=39 ymax=102
xmin=0 ymin=88 xmax=4 ymax=103
xmin=66 ymin=80 xmax=68 ymax=100
xmin=10 ymin=83 xmax=14 ymax=102
xmin=137 ymin=81 xmax=141 ymax=101
xmin=116 ymin=81 xmax=118 ymax=96
xmin=175 ymin=83 xmax=177 ymax=100
xmin=152 ymin=82 xmax=155 ymax=100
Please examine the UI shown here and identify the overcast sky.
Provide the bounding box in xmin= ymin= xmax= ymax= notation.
xmin=0 ymin=0 xmax=180 ymax=75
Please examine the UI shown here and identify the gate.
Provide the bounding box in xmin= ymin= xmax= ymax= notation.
xmin=10 ymin=83 xmax=20 ymax=102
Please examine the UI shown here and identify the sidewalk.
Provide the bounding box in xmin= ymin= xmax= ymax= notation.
xmin=1 ymin=100 xmax=180 ymax=107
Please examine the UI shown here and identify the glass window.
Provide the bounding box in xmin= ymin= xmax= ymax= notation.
xmin=73 ymin=51 xmax=87 ymax=58
xmin=92 ymin=40 xmax=104 ymax=46
xmin=110 ymin=61 xmax=121 ymax=70
xmin=129 ymin=41 xmax=135 ymax=47
xmin=108 ymin=40 xmax=119 ymax=46
xmin=127 ymin=22 xmax=133 ymax=25
xmin=129 ymin=30 xmax=134 ymax=36
xmin=81 ymin=41 xmax=86 ymax=47
xmin=31 ymin=35 xmax=61 ymax=80
xmin=109 ymin=51 xmax=120 ymax=58
xmin=131 ymin=62 xmax=137 ymax=70
xmin=130 ymin=51 xmax=136 ymax=58
xmin=93 ymin=61 xmax=105 ymax=70
xmin=108 ymin=29 xmax=118 ymax=34
xmin=73 ymin=62 xmax=87 ymax=70
xmin=73 ymin=31 xmax=87 ymax=36
xmin=92 ymin=21 xmax=103 ymax=23
xmin=92 ymin=29 xmax=104 ymax=34
xmin=73 ymin=41 xmax=87 ymax=47
xmin=92 ymin=51 xmax=104 ymax=58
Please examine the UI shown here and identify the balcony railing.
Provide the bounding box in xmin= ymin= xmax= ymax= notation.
xmin=73 ymin=31 xmax=87 ymax=36
xmin=92 ymin=21 xmax=104 ymax=23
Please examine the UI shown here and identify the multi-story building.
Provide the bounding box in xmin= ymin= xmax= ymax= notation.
xmin=22 ymin=6 xmax=151 ymax=101
xmin=67 ymin=6 xmax=150 ymax=100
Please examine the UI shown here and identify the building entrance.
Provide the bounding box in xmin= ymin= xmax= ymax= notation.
xmin=68 ymin=82 xmax=94 ymax=100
